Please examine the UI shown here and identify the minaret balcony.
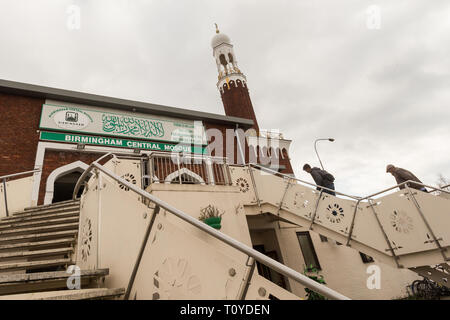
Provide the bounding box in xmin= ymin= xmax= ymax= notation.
xmin=246 ymin=130 xmax=292 ymax=160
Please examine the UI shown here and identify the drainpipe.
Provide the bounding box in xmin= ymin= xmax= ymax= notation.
xmin=235 ymin=124 xmax=245 ymax=165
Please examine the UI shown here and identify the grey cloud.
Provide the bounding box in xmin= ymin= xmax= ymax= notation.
xmin=0 ymin=0 xmax=449 ymax=196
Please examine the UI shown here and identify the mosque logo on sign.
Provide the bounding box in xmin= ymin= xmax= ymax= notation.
xmin=65 ymin=112 xmax=78 ymax=122
xmin=51 ymin=107 xmax=93 ymax=130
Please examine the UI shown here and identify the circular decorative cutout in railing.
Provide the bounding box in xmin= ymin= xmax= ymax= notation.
xmin=390 ymin=210 xmax=413 ymax=234
xmin=119 ymin=173 xmax=137 ymax=191
xmin=326 ymin=203 xmax=344 ymax=224
xmin=235 ymin=177 xmax=250 ymax=193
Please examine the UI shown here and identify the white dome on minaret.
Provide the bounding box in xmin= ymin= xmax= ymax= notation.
xmin=211 ymin=23 xmax=231 ymax=48
xmin=211 ymin=32 xmax=231 ymax=48
xmin=211 ymin=24 xmax=246 ymax=92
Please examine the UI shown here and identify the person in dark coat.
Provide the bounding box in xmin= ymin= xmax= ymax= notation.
xmin=386 ymin=164 xmax=427 ymax=192
xmin=303 ymin=164 xmax=336 ymax=196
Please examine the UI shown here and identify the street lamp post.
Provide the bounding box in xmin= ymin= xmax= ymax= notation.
xmin=314 ymin=138 xmax=335 ymax=170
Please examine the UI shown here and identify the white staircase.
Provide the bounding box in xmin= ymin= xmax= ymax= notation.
xmin=0 ymin=200 xmax=124 ymax=300
xmin=229 ymin=165 xmax=450 ymax=287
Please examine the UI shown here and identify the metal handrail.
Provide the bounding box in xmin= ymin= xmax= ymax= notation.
xmin=72 ymin=152 xmax=117 ymax=200
xmin=75 ymin=155 xmax=350 ymax=300
xmin=245 ymin=163 xmax=450 ymax=201
xmin=359 ymin=180 xmax=450 ymax=201
xmin=148 ymin=151 xmax=232 ymax=186
xmin=1 ymin=168 xmax=41 ymax=217
xmin=75 ymin=153 xmax=449 ymax=203
xmin=0 ymin=169 xmax=41 ymax=181
xmin=246 ymin=163 xmax=361 ymax=200
xmin=427 ymin=183 xmax=450 ymax=194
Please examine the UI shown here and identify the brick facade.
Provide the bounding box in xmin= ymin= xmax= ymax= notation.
xmin=0 ymin=93 xmax=43 ymax=176
xmin=220 ymin=80 xmax=260 ymax=132
xmin=0 ymin=87 xmax=292 ymax=206
xmin=204 ymin=122 xmax=293 ymax=174
xmin=217 ymin=79 xmax=293 ymax=174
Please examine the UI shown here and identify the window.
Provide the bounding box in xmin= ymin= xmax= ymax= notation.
xmin=319 ymin=235 xmax=328 ymax=242
xmin=297 ymin=232 xmax=321 ymax=270
xmin=219 ymin=54 xmax=228 ymax=67
xmin=359 ymin=252 xmax=374 ymax=263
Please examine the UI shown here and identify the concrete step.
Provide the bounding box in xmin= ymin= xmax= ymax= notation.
xmin=0 ymin=216 xmax=79 ymax=231
xmin=0 ymin=238 xmax=75 ymax=252
xmin=0 ymin=258 xmax=72 ymax=272
xmin=0 ymin=287 xmax=125 ymax=300
xmin=0 ymin=211 xmax=79 ymax=224
xmin=0 ymin=247 xmax=73 ymax=261
xmin=0 ymin=269 xmax=109 ymax=296
xmin=0 ymin=223 xmax=79 ymax=238
xmin=10 ymin=205 xmax=80 ymax=219
xmin=0 ymin=230 xmax=78 ymax=245
xmin=23 ymin=199 xmax=80 ymax=212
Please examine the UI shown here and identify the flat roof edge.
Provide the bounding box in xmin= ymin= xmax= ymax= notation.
xmin=0 ymin=79 xmax=254 ymax=128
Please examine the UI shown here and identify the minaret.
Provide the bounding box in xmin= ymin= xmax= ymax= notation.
xmin=211 ymin=25 xmax=259 ymax=132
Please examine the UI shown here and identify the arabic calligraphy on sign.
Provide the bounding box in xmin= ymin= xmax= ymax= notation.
xmin=102 ymin=114 xmax=165 ymax=138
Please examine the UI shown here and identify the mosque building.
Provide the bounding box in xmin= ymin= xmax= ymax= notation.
xmin=0 ymin=27 xmax=431 ymax=300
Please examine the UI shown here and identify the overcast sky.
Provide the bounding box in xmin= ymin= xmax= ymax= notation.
xmin=0 ymin=0 xmax=449 ymax=196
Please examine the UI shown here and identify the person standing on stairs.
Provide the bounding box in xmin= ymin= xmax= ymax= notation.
xmin=386 ymin=164 xmax=427 ymax=192
xmin=303 ymin=164 xmax=336 ymax=196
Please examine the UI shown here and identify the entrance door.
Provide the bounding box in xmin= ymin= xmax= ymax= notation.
xmin=52 ymin=171 xmax=84 ymax=203
xmin=253 ymin=244 xmax=288 ymax=290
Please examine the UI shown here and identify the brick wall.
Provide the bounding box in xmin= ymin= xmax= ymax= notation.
xmin=0 ymin=94 xmax=102 ymax=204
xmin=220 ymin=80 xmax=260 ymax=132
xmin=0 ymin=93 xmax=43 ymax=176
xmin=217 ymin=80 xmax=294 ymax=174
xmin=204 ymin=122 xmax=294 ymax=174
xmin=204 ymin=122 xmax=239 ymax=164
xmin=0 ymin=90 xmax=293 ymax=206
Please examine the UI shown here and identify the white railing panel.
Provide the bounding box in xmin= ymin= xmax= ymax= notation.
xmin=350 ymin=203 xmax=396 ymax=256
xmin=305 ymin=192 xmax=355 ymax=236
xmin=95 ymin=174 xmax=153 ymax=290
xmin=250 ymin=168 xmax=286 ymax=205
xmin=0 ymin=176 xmax=34 ymax=217
xmin=76 ymin=172 xmax=100 ymax=270
xmin=375 ymin=190 xmax=436 ymax=256
xmin=412 ymin=191 xmax=450 ymax=249
xmin=229 ymin=166 xmax=258 ymax=206
xmin=107 ymin=158 xmax=142 ymax=202
xmin=130 ymin=214 xmax=249 ymax=300
xmin=282 ymin=183 xmax=321 ymax=220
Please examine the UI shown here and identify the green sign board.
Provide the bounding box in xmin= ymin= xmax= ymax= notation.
xmin=39 ymin=103 xmax=207 ymax=145
xmin=40 ymin=131 xmax=206 ymax=154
